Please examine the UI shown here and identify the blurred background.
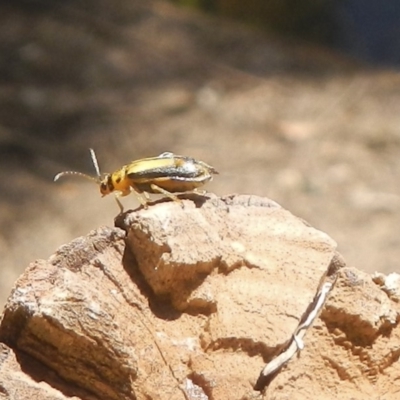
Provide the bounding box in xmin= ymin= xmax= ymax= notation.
xmin=1 ymin=0 xmax=400 ymax=307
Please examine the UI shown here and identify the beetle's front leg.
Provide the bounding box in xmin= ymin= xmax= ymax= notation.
xmin=114 ymin=192 xmax=126 ymax=213
xmin=115 ymin=187 xmax=148 ymax=211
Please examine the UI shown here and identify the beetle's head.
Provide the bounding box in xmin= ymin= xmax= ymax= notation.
xmin=99 ymin=174 xmax=114 ymax=196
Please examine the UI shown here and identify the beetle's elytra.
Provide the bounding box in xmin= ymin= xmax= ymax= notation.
xmin=54 ymin=150 xmax=218 ymax=211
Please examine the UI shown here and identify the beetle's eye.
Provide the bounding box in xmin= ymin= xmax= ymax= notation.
xmin=100 ymin=182 xmax=108 ymax=193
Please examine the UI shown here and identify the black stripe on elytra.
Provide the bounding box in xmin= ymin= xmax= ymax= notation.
xmin=127 ymin=165 xmax=200 ymax=180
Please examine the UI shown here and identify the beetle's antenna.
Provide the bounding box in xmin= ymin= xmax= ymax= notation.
xmin=54 ymin=170 xmax=99 ymax=183
xmin=54 ymin=149 xmax=101 ymax=184
xmin=89 ymin=148 xmax=101 ymax=179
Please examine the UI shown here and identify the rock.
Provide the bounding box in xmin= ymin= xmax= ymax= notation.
xmin=266 ymin=265 xmax=400 ymax=399
xmin=0 ymin=194 xmax=399 ymax=399
xmin=0 ymin=342 xmax=80 ymax=399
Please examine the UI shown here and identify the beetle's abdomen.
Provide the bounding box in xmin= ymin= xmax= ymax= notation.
xmin=126 ymin=155 xmax=216 ymax=194
xmin=136 ymin=175 xmax=212 ymax=193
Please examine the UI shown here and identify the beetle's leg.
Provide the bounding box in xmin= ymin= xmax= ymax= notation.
xmin=113 ymin=191 xmax=126 ymax=213
xmin=128 ymin=184 xmax=149 ymax=209
xmin=150 ymin=184 xmax=182 ymax=205
xmin=114 ymin=188 xmax=134 ymax=213
xmin=193 ymin=188 xmax=206 ymax=195
xmin=114 ymin=188 xmax=148 ymax=211
xmin=115 ymin=196 xmax=124 ymax=213
xmin=130 ymin=191 xmax=148 ymax=208
xmin=143 ymin=192 xmax=151 ymax=201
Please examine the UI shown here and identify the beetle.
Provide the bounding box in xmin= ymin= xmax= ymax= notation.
xmin=54 ymin=149 xmax=218 ymax=212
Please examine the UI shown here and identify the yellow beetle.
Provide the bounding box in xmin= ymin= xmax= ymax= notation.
xmin=54 ymin=149 xmax=218 ymax=211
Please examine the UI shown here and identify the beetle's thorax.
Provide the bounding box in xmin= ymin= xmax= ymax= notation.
xmin=110 ymin=167 xmax=132 ymax=196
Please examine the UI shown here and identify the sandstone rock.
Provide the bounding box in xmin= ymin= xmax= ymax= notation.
xmin=0 ymin=194 xmax=399 ymax=399
xmin=265 ymin=265 xmax=400 ymax=400
xmin=0 ymin=342 xmax=80 ymax=399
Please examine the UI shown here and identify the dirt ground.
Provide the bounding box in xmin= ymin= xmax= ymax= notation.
xmin=1 ymin=0 xmax=400 ymax=307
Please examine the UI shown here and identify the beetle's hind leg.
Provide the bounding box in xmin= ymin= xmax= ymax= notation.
xmin=193 ymin=188 xmax=207 ymax=195
xmin=149 ymin=184 xmax=182 ymax=206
